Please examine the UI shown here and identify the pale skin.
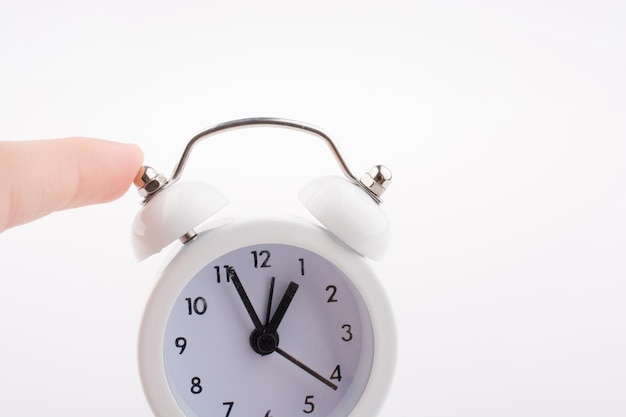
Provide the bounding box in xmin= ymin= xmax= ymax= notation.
xmin=0 ymin=138 xmax=144 ymax=233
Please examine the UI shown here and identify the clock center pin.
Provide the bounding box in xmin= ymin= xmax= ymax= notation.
xmin=250 ymin=328 xmax=279 ymax=356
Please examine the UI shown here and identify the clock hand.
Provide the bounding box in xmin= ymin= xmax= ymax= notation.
xmin=251 ymin=280 xmax=298 ymax=356
xmin=228 ymin=267 xmax=263 ymax=331
xmin=265 ymin=281 xmax=299 ymax=334
xmin=265 ymin=277 xmax=276 ymax=326
xmin=275 ymin=347 xmax=338 ymax=390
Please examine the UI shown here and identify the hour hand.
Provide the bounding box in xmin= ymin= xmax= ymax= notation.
xmin=229 ymin=267 xmax=263 ymax=331
xmin=266 ymin=281 xmax=299 ymax=334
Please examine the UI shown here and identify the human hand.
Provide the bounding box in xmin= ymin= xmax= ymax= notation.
xmin=0 ymin=138 xmax=143 ymax=233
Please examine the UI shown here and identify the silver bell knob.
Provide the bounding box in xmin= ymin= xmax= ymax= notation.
xmin=134 ymin=166 xmax=168 ymax=200
xmin=359 ymin=165 xmax=392 ymax=200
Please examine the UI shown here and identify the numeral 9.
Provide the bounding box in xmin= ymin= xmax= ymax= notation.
xmin=175 ymin=337 xmax=187 ymax=354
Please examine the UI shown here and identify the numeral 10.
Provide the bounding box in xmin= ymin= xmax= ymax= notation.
xmin=185 ymin=297 xmax=207 ymax=315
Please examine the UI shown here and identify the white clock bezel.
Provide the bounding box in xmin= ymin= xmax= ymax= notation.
xmin=138 ymin=215 xmax=396 ymax=417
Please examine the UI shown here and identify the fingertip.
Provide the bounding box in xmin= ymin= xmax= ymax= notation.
xmin=104 ymin=142 xmax=145 ymax=201
xmin=68 ymin=139 xmax=145 ymax=207
xmin=114 ymin=142 xmax=145 ymax=189
xmin=0 ymin=138 xmax=146 ymax=232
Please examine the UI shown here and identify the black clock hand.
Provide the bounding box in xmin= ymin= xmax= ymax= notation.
xmin=266 ymin=281 xmax=299 ymax=334
xmin=251 ymin=280 xmax=299 ymax=356
xmin=265 ymin=277 xmax=276 ymax=326
xmin=275 ymin=347 xmax=338 ymax=390
xmin=228 ymin=267 xmax=263 ymax=331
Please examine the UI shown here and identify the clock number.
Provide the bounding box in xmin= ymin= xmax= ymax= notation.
xmin=190 ymin=377 xmax=203 ymax=394
xmin=298 ymin=258 xmax=305 ymax=275
xmin=325 ymin=285 xmax=338 ymax=303
xmin=341 ymin=324 xmax=353 ymax=341
xmin=303 ymin=395 xmax=315 ymax=414
xmin=186 ymin=297 xmax=208 ymax=315
xmin=251 ymin=250 xmax=271 ymax=268
xmin=330 ymin=364 xmax=342 ymax=382
xmin=175 ymin=337 xmax=187 ymax=354
xmin=222 ymin=401 xmax=234 ymax=416
xmin=214 ymin=265 xmax=231 ymax=283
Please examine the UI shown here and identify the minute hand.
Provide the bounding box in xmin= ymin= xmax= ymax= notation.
xmin=228 ymin=267 xmax=263 ymax=331
xmin=266 ymin=281 xmax=299 ymax=333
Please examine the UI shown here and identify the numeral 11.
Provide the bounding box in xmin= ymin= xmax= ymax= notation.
xmin=214 ymin=265 xmax=231 ymax=283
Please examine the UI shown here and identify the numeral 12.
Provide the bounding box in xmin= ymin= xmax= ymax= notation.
xmin=251 ymin=250 xmax=271 ymax=268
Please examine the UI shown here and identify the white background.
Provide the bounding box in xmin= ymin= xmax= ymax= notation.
xmin=1 ymin=1 xmax=625 ymax=416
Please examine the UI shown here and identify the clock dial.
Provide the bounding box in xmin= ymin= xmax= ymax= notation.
xmin=162 ymin=243 xmax=374 ymax=417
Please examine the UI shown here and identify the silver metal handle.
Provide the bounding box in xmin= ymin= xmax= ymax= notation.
xmin=170 ymin=117 xmax=357 ymax=185
xmin=134 ymin=117 xmax=392 ymax=204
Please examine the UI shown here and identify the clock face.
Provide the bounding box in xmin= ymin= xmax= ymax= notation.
xmin=162 ymin=243 xmax=375 ymax=417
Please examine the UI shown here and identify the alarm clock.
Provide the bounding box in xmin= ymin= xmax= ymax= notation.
xmin=131 ymin=118 xmax=396 ymax=417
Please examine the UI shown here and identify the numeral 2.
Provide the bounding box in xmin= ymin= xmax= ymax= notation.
xmin=325 ymin=285 xmax=338 ymax=302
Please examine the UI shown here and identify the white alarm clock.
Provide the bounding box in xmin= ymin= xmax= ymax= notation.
xmin=131 ymin=118 xmax=395 ymax=417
